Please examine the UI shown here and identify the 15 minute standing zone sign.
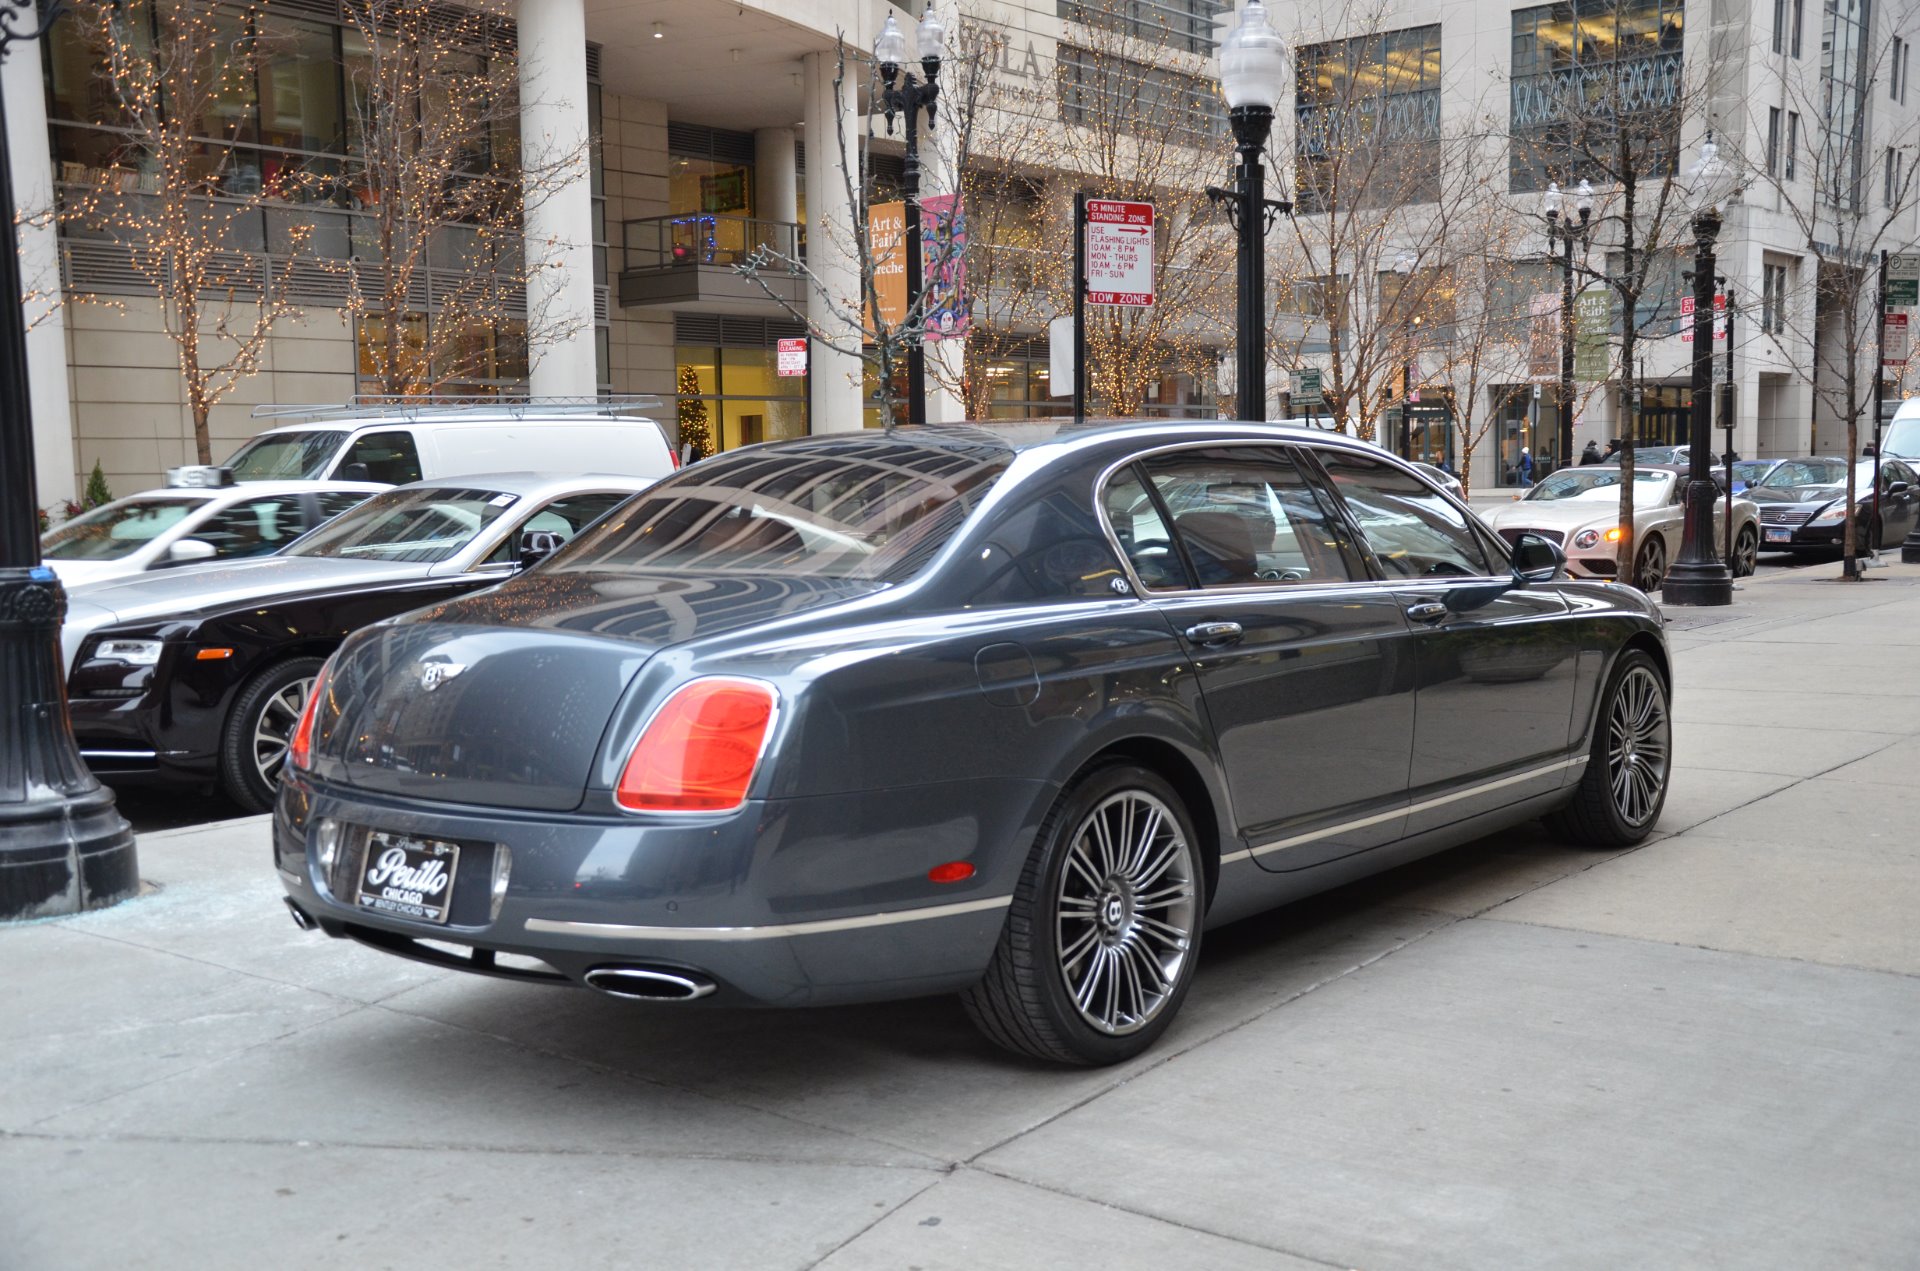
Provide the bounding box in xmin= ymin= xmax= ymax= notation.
xmin=1085 ymin=200 xmax=1155 ymax=307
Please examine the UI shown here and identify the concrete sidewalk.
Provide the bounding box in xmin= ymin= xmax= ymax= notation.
xmin=5 ymin=564 xmax=1919 ymax=1270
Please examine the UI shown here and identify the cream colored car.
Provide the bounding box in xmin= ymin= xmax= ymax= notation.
xmin=1482 ymin=464 xmax=1759 ymax=590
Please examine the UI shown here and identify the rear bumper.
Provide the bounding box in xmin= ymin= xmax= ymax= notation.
xmin=273 ymin=771 xmax=1048 ymax=1007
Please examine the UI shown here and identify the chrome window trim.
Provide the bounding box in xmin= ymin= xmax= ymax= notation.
xmin=524 ymin=893 xmax=1013 ymax=941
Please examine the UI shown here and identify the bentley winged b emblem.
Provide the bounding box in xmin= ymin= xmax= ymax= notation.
xmin=418 ymin=661 xmax=468 ymax=692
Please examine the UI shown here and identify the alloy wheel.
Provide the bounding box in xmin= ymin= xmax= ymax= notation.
xmin=251 ymin=675 xmax=315 ymax=789
xmin=1635 ymin=538 xmax=1666 ymax=591
xmin=1607 ymin=665 xmax=1669 ymax=828
xmin=1734 ymin=526 xmax=1758 ymax=577
xmin=1054 ymin=790 xmax=1198 ymax=1036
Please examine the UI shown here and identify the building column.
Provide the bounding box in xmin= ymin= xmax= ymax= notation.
xmin=4 ymin=43 xmax=75 ymax=507
xmin=755 ymin=127 xmax=797 ymax=224
xmin=518 ymin=0 xmax=598 ymax=397
xmin=803 ymin=50 xmax=863 ymax=433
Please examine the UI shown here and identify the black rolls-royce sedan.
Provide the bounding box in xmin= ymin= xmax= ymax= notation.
xmin=277 ymin=422 xmax=1673 ymax=1065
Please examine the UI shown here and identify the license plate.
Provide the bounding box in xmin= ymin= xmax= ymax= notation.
xmin=1764 ymin=527 xmax=1791 ymax=542
xmin=356 ymin=831 xmax=460 ymax=925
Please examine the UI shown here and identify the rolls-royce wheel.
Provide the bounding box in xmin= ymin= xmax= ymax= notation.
xmin=1633 ymin=537 xmax=1667 ymax=592
xmin=1732 ymin=525 xmax=1758 ymax=577
xmin=962 ymin=763 xmax=1205 ymax=1065
xmin=1546 ymin=649 xmax=1671 ymax=847
xmin=220 ymin=656 xmax=324 ymax=813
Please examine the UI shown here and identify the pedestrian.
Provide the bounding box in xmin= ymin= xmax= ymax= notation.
xmin=1580 ymin=440 xmax=1603 ymax=465
xmin=1519 ymin=446 xmax=1534 ymax=487
xmin=1603 ymin=437 xmax=1622 ymax=461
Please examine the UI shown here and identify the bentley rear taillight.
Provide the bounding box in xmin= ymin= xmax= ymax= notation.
xmin=615 ymin=678 xmax=778 ymax=813
xmin=288 ymin=660 xmax=331 ymax=773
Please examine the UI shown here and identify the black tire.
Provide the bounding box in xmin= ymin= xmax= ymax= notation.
xmin=962 ymin=764 xmax=1206 ymax=1066
xmin=219 ymin=657 xmax=325 ymax=813
xmin=1546 ymin=649 xmax=1671 ymax=847
xmin=1632 ymin=536 xmax=1667 ymax=592
xmin=1732 ymin=525 xmax=1758 ymax=577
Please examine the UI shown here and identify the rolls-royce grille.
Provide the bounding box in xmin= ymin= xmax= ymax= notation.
xmin=1496 ymin=527 xmax=1565 ymax=546
xmin=1759 ymin=508 xmax=1810 ymax=526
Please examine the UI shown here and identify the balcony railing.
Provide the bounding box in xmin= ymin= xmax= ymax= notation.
xmin=621 ymin=214 xmax=801 ymax=273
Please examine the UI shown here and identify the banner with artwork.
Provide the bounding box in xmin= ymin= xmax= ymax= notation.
xmin=920 ymin=194 xmax=969 ymax=341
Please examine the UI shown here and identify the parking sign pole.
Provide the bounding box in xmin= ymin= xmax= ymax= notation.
xmin=1073 ymin=193 xmax=1087 ymax=426
xmin=0 ymin=0 xmax=139 ymax=920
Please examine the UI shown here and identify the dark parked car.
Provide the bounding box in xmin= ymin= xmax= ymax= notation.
xmin=277 ymin=423 xmax=1673 ymax=1065
xmin=61 ymin=473 xmax=650 ymax=810
xmin=1747 ymin=457 xmax=1920 ymax=553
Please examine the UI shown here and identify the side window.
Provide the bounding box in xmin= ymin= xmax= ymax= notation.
xmin=482 ymin=492 xmax=631 ymax=566
xmin=1103 ymin=466 xmax=1187 ymax=590
xmin=1141 ymin=449 xmax=1362 ymax=587
xmin=315 ymin=491 xmax=374 ymax=520
xmin=1314 ymin=450 xmax=1494 ymax=580
xmin=337 ymin=430 xmax=422 ymax=485
xmin=191 ymin=496 xmax=310 ymax=560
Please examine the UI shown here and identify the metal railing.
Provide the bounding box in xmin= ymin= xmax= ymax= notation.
xmin=621 ymin=214 xmax=801 ymax=273
xmin=251 ymin=394 xmax=664 ymax=422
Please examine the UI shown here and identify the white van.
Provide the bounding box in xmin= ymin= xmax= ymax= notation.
xmin=1885 ymin=399 xmax=1920 ymax=461
xmin=223 ymin=399 xmax=676 ymax=485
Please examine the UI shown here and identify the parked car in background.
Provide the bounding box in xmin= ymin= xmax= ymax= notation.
xmin=40 ymin=470 xmax=381 ymax=587
xmin=1729 ymin=458 xmax=1782 ymax=493
xmin=221 ymin=399 xmax=675 ymax=486
xmin=275 ymin=421 xmax=1673 ymax=1067
xmin=1482 ymin=464 xmax=1760 ymax=589
xmin=1746 ymin=457 xmax=1920 ymax=553
xmin=1413 ymin=461 xmax=1464 ymax=499
xmin=61 ymin=473 xmax=650 ymax=811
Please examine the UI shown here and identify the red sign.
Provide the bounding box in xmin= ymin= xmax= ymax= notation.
xmin=1679 ymin=294 xmax=1727 ymax=342
xmin=1885 ymin=313 xmax=1910 ymax=365
xmin=776 ymin=338 xmax=808 ymax=377
xmin=1085 ymin=199 xmax=1155 ymax=307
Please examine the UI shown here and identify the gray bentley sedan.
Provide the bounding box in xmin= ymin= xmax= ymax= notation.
xmin=276 ymin=422 xmax=1672 ymax=1065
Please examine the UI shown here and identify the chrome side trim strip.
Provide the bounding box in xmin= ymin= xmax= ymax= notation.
xmin=80 ymin=749 xmax=158 ymax=760
xmin=1238 ymin=755 xmax=1588 ymax=863
xmin=524 ymin=894 xmax=1014 ymax=942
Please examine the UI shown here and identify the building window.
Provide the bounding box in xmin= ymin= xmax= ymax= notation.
xmin=1768 ymin=107 xmax=1783 ymax=174
xmin=1886 ymin=147 xmax=1903 ymax=206
xmin=1793 ymin=0 xmax=1806 ymax=54
xmin=1762 ymin=262 xmax=1789 ymax=333
xmin=1296 ymin=25 xmax=1443 ymax=210
xmin=1056 ymin=44 xmax=1225 ymax=147
xmin=1821 ymin=0 xmax=1873 ymax=211
xmin=1787 ymin=111 xmax=1801 ymax=177
xmin=355 ymin=312 xmax=529 ymax=397
xmin=672 ymin=314 xmax=809 ymax=452
xmin=1774 ymin=0 xmax=1789 ymax=52
xmin=1509 ymin=0 xmax=1685 ymax=192
xmin=1896 ymin=36 xmax=1912 ymax=102
xmin=1056 ymin=0 xmax=1230 ymax=55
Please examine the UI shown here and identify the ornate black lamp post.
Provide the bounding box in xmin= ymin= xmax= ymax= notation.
xmin=0 ymin=0 xmax=139 ymax=920
xmin=1541 ymin=178 xmax=1593 ymax=472
xmin=1663 ymin=134 xmax=1736 ymax=607
xmin=1213 ymin=1 xmax=1287 ymax=423
xmin=874 ymin=8 xmax=945 ymax=428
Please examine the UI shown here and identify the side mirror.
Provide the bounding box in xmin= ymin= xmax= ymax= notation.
xmin=516 ymin=529 xmax=564 ymax=571
xmin=165 ymin=538 xmax=217 ymax=565
xmin=1889 ymin=480 xmax=1911 ymax=495
xmin=1510 ymin=531 xmax=1565 ymax=584
xmin=339 ymin=461 xmax=371 ymax=482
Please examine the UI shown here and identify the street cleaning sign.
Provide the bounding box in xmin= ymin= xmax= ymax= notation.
xmin=1085 ymin=200 xmax=1154 ymax=306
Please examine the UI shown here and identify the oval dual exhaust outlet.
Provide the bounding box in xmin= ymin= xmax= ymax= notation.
xmin=583 ymin=965 xmax=717 ymax=1001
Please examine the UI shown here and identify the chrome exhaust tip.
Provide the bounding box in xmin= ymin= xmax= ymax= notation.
xmin=284 ymin=897 xmax=319 ymax=932
xmin=583 ymin=965 xmax=716 ymax=1001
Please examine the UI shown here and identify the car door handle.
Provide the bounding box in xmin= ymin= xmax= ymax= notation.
xmin=1184 ymin=621 xmax=1243 ymax=646
xmin=1405 ymin=601 xmax=1450 ymax=624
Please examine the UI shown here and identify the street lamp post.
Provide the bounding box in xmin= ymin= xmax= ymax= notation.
xmin=1542 ymin=179 xmax=1593 ymax=472
xmin=1213 ymin=1 xmax=1287 ymax=423
xmin=874 ymin=8 xmax=945 ymax=428
xmin=1663 ymin=134 xmax=1736 ymax=607
xmin=0 ymin=0 xmax=139 ymax=919
xmin=1393 ymin=249 xmax=1418 ymax=457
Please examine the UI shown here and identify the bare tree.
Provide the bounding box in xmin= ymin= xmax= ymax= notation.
xmin=1746 ymin=3 xmax=1920 ymax=574
xmin=1505 ymin=2 xmax=1709 ymax=588
xmin=334 ymin=0 xmax=590 ymax=396
xmin=737 ymin=30 xmax=996 ymax=426
xmin=59 ymin=0 xmax=312 ymax=464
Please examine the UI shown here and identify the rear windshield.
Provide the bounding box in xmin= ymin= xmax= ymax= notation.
xmin=42 ymin=497 xmax=208 ymax=560
xmin=553 ymin=439 xmax=1011 ymax=581
xmin=224 ymin=430 xmax=342 ymax=480
xmin=288 ymin=486 xmax=516 ymax=564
